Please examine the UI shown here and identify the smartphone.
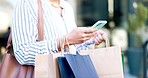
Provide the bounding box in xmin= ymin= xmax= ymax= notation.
xmin=91 ymin=20 xmax=107 ymax=30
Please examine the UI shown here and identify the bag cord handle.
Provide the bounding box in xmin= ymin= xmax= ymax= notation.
xmin=6 ymin=0 xmax=44 ymax=51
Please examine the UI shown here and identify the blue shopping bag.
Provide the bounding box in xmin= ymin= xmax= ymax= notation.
xmin=57 ymin=57 xmax=75 ymax=78
xmin=64 ymin=52 xmax=99 ymax=78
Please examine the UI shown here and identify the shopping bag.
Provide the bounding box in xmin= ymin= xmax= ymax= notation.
xmin=35 ymin=53 xmax=62 ymax=78
xmin=0 ymin=33 xmax=34 ymax=78
xmin=35 ymin=35 xmax=69 ymax=78
xmin=0 ymin=52 xmax=34 ymax=78
xmin=57 ymin=45 xmax=76 ymax=78
xmin=0 ymin=0 xmax=44 ymax=77
xmin=57 ymin=36 xmax=98 ymax=78
xmin=57 ymin=57 xmax=75 ymax=78
xmin=80 ymin=40 xmax=124 ymax=78
xmin=64 ymin=52 xmax=99 ymax=78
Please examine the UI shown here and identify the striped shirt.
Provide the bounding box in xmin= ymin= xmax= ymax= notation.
xmin=12 ymin=0 xmax=94 ymax=65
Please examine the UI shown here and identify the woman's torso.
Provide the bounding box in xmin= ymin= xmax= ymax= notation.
xmin=24 ymin=0 xmax=77 ymax=41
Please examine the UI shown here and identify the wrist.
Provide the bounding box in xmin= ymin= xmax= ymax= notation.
xmin=60 ymin=35 xmax=70 ymax=49
xmin=57 ymin=38 xmax=61 ymax=51
xmin=66 ymin=34 xmax=72 ymax=45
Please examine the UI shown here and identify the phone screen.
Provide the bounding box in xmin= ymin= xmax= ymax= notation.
xmin=91 ymin=20 xmax=107 ymax=30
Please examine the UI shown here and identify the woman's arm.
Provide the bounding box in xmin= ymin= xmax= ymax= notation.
xmin=12 ymin=0 xmax=60 ymax=65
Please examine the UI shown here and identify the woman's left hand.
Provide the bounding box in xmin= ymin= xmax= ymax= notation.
xmin=92 ymin=30 xmax=107 ymax=45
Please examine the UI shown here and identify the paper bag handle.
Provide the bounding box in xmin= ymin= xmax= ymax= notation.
xmin=59 ymin=35 xmax=70 ymax=55
xmin=105 ymin=37 xmax=110 ymax=47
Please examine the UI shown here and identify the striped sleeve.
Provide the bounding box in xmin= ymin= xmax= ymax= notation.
xmin=12 ymin=0 xmax=51 ymax=66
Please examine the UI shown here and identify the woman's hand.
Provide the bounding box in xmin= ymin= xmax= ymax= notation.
xmin=67 ymin=27 xmax=97 ymax=44
xmin=92 ymin=30 xmax=107 ymax=45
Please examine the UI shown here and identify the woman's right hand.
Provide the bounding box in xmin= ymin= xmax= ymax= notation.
xmin=67 ymin=27 xmax=97 ymax=44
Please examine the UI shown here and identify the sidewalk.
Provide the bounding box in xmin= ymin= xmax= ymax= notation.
xmin=123 ymin=55 xmax=138 ymax=78
xmin=124 ymin=64 xmax=138 ymax=78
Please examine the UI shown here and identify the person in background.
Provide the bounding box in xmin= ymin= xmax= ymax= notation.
xmin=12 ymin=0 xmax=107 ymax=65
xmin=3 ymin=27 xmax=11 ymax=44
xmin=0 ymin=26 xmax=10 ymax=52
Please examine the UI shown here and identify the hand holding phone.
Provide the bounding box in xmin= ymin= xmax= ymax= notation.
xmin=91 ymin=20 xmax=107 ymax=30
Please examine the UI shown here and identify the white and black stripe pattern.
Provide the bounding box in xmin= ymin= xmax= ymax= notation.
xmin=12 ymin=0 xmax=93 ymax=65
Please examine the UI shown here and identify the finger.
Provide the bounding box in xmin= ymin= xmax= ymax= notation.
xmin=97 ymin=34 xmax=104 ymax=41
xmin=94 ymin=38 xmax=101 ymax=44
xmin=96 ymin=38 xmax=103 ymax=43
xmin=84 ymin=28 xmax=97 ymax=33
xmin=83 ymin=37 xmax=91 ymax=41
xmin=97 ymin=30 xmax=106 ymax=35
xmin=82 ymin=36 xmax=92 ymax=42
xmin=96 ymin=30 xmax=107 ymax=40
xmin=94 ymin=34 xmax=105 ymax=44
xmin=81 ymin=32 xmax=95 ymax=39
xmin=102 ymin=34 xmax=107 ymax=40
xmin=85 ymin=32 xmax=96 ymax=37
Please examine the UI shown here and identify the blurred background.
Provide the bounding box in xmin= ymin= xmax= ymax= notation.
xmin=0 ymin=0 xmax=148 ymax=78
